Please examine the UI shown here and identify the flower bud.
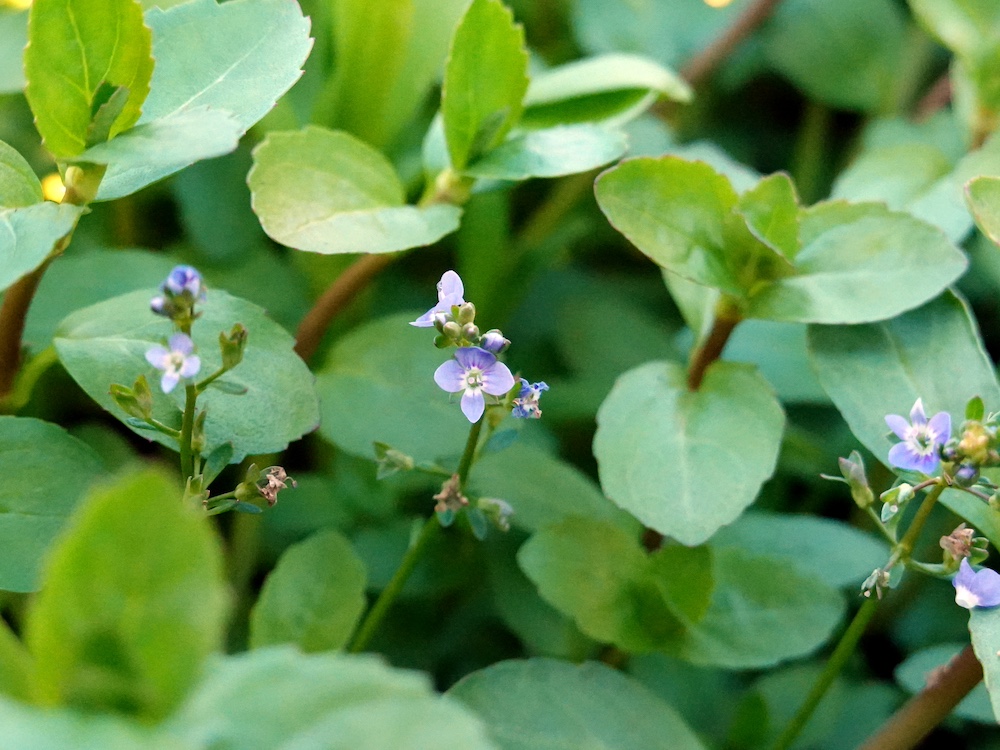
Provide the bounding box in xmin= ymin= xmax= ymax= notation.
xmin=838 ymin=451 xmax=874 ymax=509
xmin=373 ymin=441 xmax=415 ymax=480
xmin=442 ymin=321 xmax=462 ymax=340
xmin=457 ymin=302 xmax=476 ymax=325
xmin=462 ymin=323 xmax=480 ymax=341
xmin=480 ymin=329 xmax=510 ymax=354
xmin=952 ymin=462 xmax=980 ymax=487
xmin=959 ymin=422 xmax=992 ymax=464
xmin=219 ymin=323 xmax=248 ymax=370
xmin=109 ymin=377 xmax=153 ymax=421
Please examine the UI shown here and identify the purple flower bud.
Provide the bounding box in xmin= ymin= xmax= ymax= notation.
xmin=164 ymin=265 xmax=205 ymax=299
xmin=953 ymin=558 xmax=1000 ymax=609
xmin=953 ymin=463 xmax=980 ymax=487
xmin=480 ymin=329 xmax=510 ymax=354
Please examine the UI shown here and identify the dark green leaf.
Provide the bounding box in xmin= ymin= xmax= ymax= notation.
xmin=54 ymin=289 xmax=320 ymax=463
xmin=449 ymin=658 xmax=706 ymax=750
xmin=249 ymin=126 xmax=461 ymax=254
xmin=26 ymin=469 xmax=228 ymax=720
xmin=594 ymin=361 xmax=784 ymax=545
xmin=249 ymin=529 xmax=367 ymax=652
xmin=24 ymin=0 xmax=152 ymax=157
xmin=0 ymin=416 xmax=105 ymax=592
xmin=442 ymin=0 xmax=529 ymax=170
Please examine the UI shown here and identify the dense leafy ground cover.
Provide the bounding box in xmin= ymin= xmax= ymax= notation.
xmin=4 ymin=0 xmax=1000 ymax=747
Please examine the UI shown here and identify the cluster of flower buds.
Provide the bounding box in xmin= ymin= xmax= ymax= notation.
xmin=938 ymin=397 xmax=1000 ymax=489
xmin=151 ymin=264 xmax=205 ymax=328
xmin=413 ymin=270 xmax=547 ymax=424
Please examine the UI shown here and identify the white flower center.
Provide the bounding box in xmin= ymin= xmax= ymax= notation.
xmin=905 ymin=424 xmax=937 ymax=456
xmin=167 ymin=352 xmax=186 ymax=373
xmin=955 ymin=584 xmax=980 ymax=609
xmin=464 ymin=367 xmax=484 ymax=391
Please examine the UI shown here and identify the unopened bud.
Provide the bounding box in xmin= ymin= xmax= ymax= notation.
xmin=838 ymin=451 xmax=874 ymax=508
xmin=219 ymin=323 xmax=248 ymax=370
xmin=480 ymin=329 xmax=510 ymax=354
xmin=952 ymin=462 xmax=980 ymax=487
xmin=443 ymin=321 xmax=462 ymax=340
xmin=109 ymin=374 xmax=154 ymax=421
xmin=457 ymin=302 xmax=476 ymax=325
xmin=462 ymin=323 xmax=480 ymax=341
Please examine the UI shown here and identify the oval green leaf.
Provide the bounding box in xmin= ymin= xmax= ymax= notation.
xmin=26 ymin=469 xmax=228 ymax=720
xmin=970 ymin=606 xmax=1000 ymax=722
xmin=0 ymin=11 xmax=27 ymax=94
xmin=53 ymin=288 xmax=320 ymax=463
xmin=448 ymin=658 xmax=706 ymax=750
xmin=249 ymin=529 xmax=367 ymax=653
xmin=0 ymin=202 xmax=84 ymax=294
xmin=968 ymin=175 xmax=1000 ymax=246
xmin=24 ymin=0 xmax=152 ymax=157
xmin=442 ymin=0 xmax=529 ymax=170
xmin=249 ymin=126 xmax=461 ymax=254
xmin=0 ymin=140 xmax=41 ymax=208
xmin=0 ymin=416 xmax=105 ymax=593
xmin=594 ymin=360 xmax=785 ymax=546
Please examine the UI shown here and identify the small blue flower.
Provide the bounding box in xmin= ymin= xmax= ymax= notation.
xmin=145 ymin=333 xmax=201 ymax=393
xmin=953 ymin=558 xmax=1000 ymax=609
xmin=411 ymin=270 xmax=465 ymax=328
xmin=512 ymin=379 xmax=548 ymax=419
xmin=434 ymin=346 xmax=515 ymax=422
xmin=885 ymin=398 xmax=951 ymax=474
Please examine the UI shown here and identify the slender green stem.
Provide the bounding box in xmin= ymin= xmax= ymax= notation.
xmin=143 ymin=418 xmax=181 ymax=439
xmin=195 ymin=366 xmax=228 ymax=394
xmin=864 ymin=506 xmax=898 ymax=545
xmin=179 ymin=384 xmax=197 ymax=479
xmin=886 ymin=482 xmax=945 ymax=571
xmin=791 ymin=101 xmax=831 ymax=205
xmin=456 ymin=416 xmax=485 ymax=489
xmin=348 ymin=517 xmax=442 ymax=653
xmin=770 ymin=596 xmax=880 ymax=750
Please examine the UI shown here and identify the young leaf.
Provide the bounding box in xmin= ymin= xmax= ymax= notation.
xmin=594 ymin=361 xmax=785 ymax=546
xmin=448 ymin=659 xmax=707 ymax=750
xmin=249 ymin=126 xmax=461 ymax=254
xmin=0 ymin=417 xmax=105 ymax=593
xmin=735 ymin=172 xmax=800 ymax=260
xmin=967 ymin=175 xmax=1000 ymax=246
xmin=0 ymin=203 xmax=85 ymax=294
xmin=521 ymin=53 xmax=692 ymax=129
xmin=463 ymin=124 xmax=627 ymax=181
xmin=24 ymin=0 xmax=153 ymax=157
xmin=53 ymin=289 xmax=320 ymax=463
xmin=26 ymin=469 xmax=228 ymax=720
xmin=442 ymin=0 xmax=529 ymax=170
xmin=0 ymin=140 xmax=42 ymax=208
xmin=165 ymin=647 xmax=494 ymax=748
xmin=747 ymin=202 xmax=968 ymax=324
xmin=249 ymin=530 xmax=367 ymax=653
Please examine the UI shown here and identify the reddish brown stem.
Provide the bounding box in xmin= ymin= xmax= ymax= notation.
xmin=686 ymin=313 xmax=740 ymax=390
xmin=914 ymin=73 xmax=952 ymax=122
xmin=680 ymin=0 xmax=784 ymax=87
xmin=0 ymin=264 xmax=48 ymax=401
xmin=859 ymin=645 xmax=983 ymax=750
xmin=293 ymin=253 xmax=398 ymax=363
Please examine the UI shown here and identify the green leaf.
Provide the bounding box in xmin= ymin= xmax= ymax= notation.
xmin=249 ymin=529 xmax=367 ymax=653
xmin=808 ymin=290 xmax=1000 ymax=544
xmin=0 ymin=202 xmax=84 ymax=294
xmin=315 ymin=314 xmax=469 ymax=464
xmin=0 ymin=698 xmax=179 ymax=750
xmin=249 ymin=126 xmax=461 ymax=254
xmin=0 ymin=140 xmax=41 ymax=207
xmin=517 ymin=518 xmax=685 ymax=652
xmin=81 ymin=107 xmax=243 ymax=202
xmin=896 ymin=643 xmax=994 ymax=723
xmin=448 ymin=658 xmax=707 ymax=750
xmin=909 ymin=0 xmax=1000 ymax=62
xmin=0 ymin=10 xmax=27 ymax=94
xmin=760 ymin=0 xmax=907 ymax=112
xmin=442 ymin=0 xmax=529 ymax=170
xmin=968 ymin=175 xmax=1000 ymax=246
xmin=26 ymin=469 xmax=228 ymax=720
xmin=594 ymin=361 xmax=784 ymax=546
xmin=594 ymin=156 xmax=743 ymax=294
xmin=24 ymin=0 xmax=153 ymax=157
xmin=711 ymin=511 xmax=888 ymax=588
xmin=141 ymin=0 xmax=311 ymax=132
xmin=472 ymin=444 xmax=639 ymax=534
xmin=0 ymin=621 xmax=32 ymax=702
xmin=521 ymin=53 xmax=692 ymax=129
xmin=0 ymin=417 xmax=105 ymax=593
xmin=723 ymin=320 xmax=827 ymax=403
xmin=735 ymin=172 xmax=799 ymax=260
xmin=662 ymin=547 xmax=845 ymax=669
xmin=807 ymin=290 xmax=1000 ymax=467
xmin=24 ymin=248 xmax=176 ymax=349
xmin=970 ymin=606 xmax=1000 ymax=721
xmin=464 ymin=124 xmax=627 ymax=180
xmin=54 ymin=289 xmax=320 ymax=463
xmin=166 ymin=647 xmax=494 ymax=749
xmin=747 ymin=202 xmax=968 ymax=324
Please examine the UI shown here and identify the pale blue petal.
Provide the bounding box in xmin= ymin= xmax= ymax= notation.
xmin=434 ymin=359 xmax=466 ymax=392
xmin=168 ymin=333 xmax=195 ymax=355
xmin=482 ymin=361 xmax=515 ymax=396
xmin=454 ymin=346 xmax=495 ymax=371
xmin=438 ymin=270 xmax=464 ymax=300
xmin=180 ymin=355 xmax=201 ymax=378
xmin=928 ymin=411 xmax=951 ymax=441
xmin=145 ymin=346 xmax=169 ymax=368
xmin=161 ymin=371 xmax=180 ymax=393
xmin=885 ymin=414 xmax=909 ymax=440
xmin=461 ymin=389 xmax=485 ymax=422
xmin=909 ymin=398 xmax=928 ymax=426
